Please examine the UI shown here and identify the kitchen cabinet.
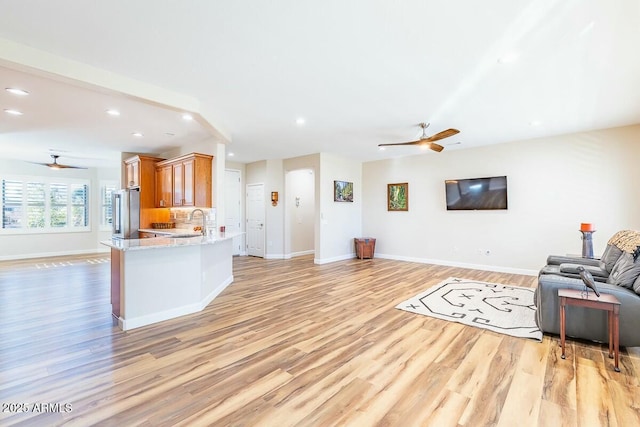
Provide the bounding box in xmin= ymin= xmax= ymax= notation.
xmin=155 ymin=153 xmax=213 ymax=208
xmin=124 ymin=155 xmax=164 ymax=190
xmin=123 ymin=155 xmax=165 ymax=229
xmin=155 ymin=164 xmax=173 ymax=208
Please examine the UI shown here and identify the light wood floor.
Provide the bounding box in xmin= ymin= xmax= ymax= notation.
xmin=0 ymin=254 xmax=638 ymax=426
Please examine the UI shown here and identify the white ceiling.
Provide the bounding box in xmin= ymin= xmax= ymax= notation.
xmin=0 ymin=0 xmax=639 ymax=167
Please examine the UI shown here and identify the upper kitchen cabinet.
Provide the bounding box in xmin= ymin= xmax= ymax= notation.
xmin=155 ymin=153 xmax=213 ymax=208
xmin=124 ymin=155 xmax=165 ymax=190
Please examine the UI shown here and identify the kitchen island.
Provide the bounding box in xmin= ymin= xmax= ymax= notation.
xmin=101 ymin=231 xmax=241 ymax=331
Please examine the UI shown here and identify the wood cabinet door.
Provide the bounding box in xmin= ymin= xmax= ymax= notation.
xmin=172 ymin=162 xmax=184 ymax=206
xmin=155 ymin=165 xmax=173 ymax=207
xmin=182 ymin=159 xmax=195 ymax=206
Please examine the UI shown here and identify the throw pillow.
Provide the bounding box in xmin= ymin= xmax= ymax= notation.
xmin=634 ymin=273 xmax=640 ymax=295
xmin=607 ymin=252 xmax=640 ymax=289
xmin=600 ymin=244 xmax=623 ymax=273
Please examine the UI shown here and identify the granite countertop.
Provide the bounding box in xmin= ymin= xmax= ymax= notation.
xmin=138 ymin=228 xmax=202 ymax=237
xmin=101 ymin=231 xmax=242 ymax=251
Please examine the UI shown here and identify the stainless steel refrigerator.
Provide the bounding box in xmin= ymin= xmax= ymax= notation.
xmin=112 ymin=188 xmax=141 ymax=239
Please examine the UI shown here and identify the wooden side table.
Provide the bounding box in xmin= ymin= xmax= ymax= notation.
xmin=559 ymin=288 xmax=621 ymax=372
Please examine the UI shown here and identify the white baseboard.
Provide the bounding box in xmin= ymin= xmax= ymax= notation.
xmin=122 ymin=274 xmax=234 ymax=331
xmin=0 ymin=248 xmax=109 ymax=261
xmin=314 ymin=252 xmax=356 ymax=265
xmin=374 ymin=253 xmax=538 ymax=276
xmin=200 ymin=275 xmax=234 ymax=310
xmin=265 ymin=253 xmax=286 ymax=260
xmin=282 ymin=250 xmax=315 ymax=259
xmin=121 ymin=303 xmax=202 ymax=331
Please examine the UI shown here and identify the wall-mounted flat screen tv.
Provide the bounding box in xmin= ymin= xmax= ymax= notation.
xmin=445 ymin=176 xmax=508 ymax=210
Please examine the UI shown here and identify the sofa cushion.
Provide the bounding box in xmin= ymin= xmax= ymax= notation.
xmin=600 ymin=244 xmax=623 ymax=273
xmin=607 ymin=252 xmax=640 ymax=289
xmin=559 ymin=263 xmax=609 ymax=278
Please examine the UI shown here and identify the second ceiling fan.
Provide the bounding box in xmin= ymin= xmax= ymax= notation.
xmin=379 ymin=122 xmax=460 ymax=152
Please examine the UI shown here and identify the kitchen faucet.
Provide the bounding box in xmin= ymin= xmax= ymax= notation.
xmin=188 ymin=209 xmax=206 ymax=235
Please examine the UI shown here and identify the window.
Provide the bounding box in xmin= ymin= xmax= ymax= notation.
xmin=1 ymin=177 xmax=90 ymax=233
xmin=100 ymin=181 xmax=117 ymax=229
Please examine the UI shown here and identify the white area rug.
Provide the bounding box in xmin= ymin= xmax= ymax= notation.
xmin=396 ymin=277 xmax=542 ymax=341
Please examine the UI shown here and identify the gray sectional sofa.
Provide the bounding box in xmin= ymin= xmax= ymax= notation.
xmin=535 ymin=230 xmax=640 ymax=347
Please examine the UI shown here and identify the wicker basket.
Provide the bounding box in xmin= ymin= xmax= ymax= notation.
xmin=151 ymin=222 xmax=175 ymax=229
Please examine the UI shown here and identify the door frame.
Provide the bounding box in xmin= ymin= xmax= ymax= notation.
xmin=224 ymin=168 xmax=243 ymax=255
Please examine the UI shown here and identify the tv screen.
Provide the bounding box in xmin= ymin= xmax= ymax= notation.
xmin=445 ymin=176 xmax=508 ymax=210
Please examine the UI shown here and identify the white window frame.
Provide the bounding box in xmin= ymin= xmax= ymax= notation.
xmin=100 ymin=180 xmax=117 ymax=231
xmin=1 ymin=175 xmax=91 ymax=235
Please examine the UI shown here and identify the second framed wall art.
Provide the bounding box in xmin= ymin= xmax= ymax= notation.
xmin=387 ymin=182 xmax=408 ymax=211
xmin=334 ymin=180 xmax=354 ymax=202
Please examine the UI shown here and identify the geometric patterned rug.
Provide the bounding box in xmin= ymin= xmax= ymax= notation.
xmin=396 ymin=277 xmax=543 ymax=341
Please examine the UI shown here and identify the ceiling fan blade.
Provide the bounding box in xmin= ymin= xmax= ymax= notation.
xmin=378 ymin=140 xmax=421 ymax=147
xmin=50 ymin=163 xmax=87 ymax=169
xmin=29 ymin=154 xmax=88 ymax=169
xmin=423 ymin=128 xmax=460 ymax=142
xmin=429 ymin=142 xmax=445 ymax=152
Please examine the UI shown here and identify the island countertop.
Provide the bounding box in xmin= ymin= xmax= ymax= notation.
xmin=101 ymin=231 xmax=242 ymax=251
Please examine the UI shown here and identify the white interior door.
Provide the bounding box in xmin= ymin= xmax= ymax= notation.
xmin=246 ymin=183 xmax=265 ymax=257
xmin=224 ymin=169 xmax=242 ymax=255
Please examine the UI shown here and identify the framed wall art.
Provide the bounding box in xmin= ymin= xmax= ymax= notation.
xmin=334 ymin=180 xmax=354 ymax=202
xmin=387 ymin=182 xmax=408 ymax=211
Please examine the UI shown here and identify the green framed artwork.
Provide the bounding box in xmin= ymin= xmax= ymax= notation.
xmin=334 ymin=180 xmax=353 ymax=202
xmin=387 ymin=182 xmax=408 ymax=211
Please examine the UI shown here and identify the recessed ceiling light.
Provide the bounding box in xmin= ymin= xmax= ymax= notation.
xmin=132 ymin=132 xmax=144 ymax=137
xmin=228 ymin=152 xmax=235 ymax=157
xmin=529 ymin=120 xmax=542 ymax=126
xmin=498 ymin=52 xmax=519 ymax=64
xmin=296 ymin=118 xmax=306 ymax=125
xmin=165 ymin=132 xmax=175 ymax=137
xmin=106 ymin=109 xmax=120 ymax=116
xmin=5 ymin=88 xmax=29 ymax=96
xmin=182 ymin=113 xmax=194 ymax=121
xmin=4 ymin=109 xmax=23 ymax=116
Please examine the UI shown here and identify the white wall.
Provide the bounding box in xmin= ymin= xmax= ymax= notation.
xmin=362 ymin=125 xmax=640 ymax=274
xmin=284 ymin=154 xmax=321 ymax=258
xmin=248 ymin=152 xmax=360 ymax=263
xmin=246 ymin=160 xmax=266 ymax=186
xmin=0 ymin=159 xmax=119 ymax=259
xmin=265 ymin=159 xmax=285 ymax=258
xmin=285 ymin=169 xmax=315 ymax=255
xmin=245 ymin=159 xmax=286 ymax=258
xmin=317 ymin=152 xmax=362 ymax=263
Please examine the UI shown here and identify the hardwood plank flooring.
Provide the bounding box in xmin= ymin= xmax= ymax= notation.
xmin=0 ymin=253 xmax=638 ymax=426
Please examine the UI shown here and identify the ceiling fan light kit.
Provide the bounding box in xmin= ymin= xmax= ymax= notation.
xmin=379 ymin=122 xmax=459 ymax=153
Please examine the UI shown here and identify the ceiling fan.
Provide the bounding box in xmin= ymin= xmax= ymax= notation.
xmin=379 ymin=122 xmax=460 ymax=152
xmin=35 ymin=154 xmax=87 ymax=170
